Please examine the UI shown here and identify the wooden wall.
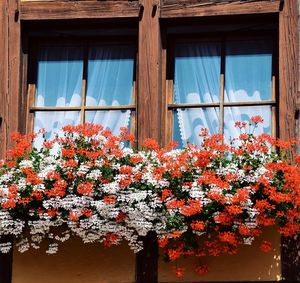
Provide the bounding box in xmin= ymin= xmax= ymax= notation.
xmin=0 ymin=0 xmax=20 ymax=281
xmin=0 ymin=0 xmax=299 ymax=282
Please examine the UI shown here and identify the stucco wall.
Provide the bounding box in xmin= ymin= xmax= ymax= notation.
xmin=158 ymin=227 xmax=281 ymax=282
xmin=12 ymin=227 xmax=280 ymax=283
xmin=12 ymin=240 xmax=135 ymax=283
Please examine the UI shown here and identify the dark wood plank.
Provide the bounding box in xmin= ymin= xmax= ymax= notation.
xmin=0 ymin=0 xmax=20 ymax=282
xmin=160 ymin=0 xmax=280 ymax=18
xmin=8 ymin=0 xmax=21 ymax=143
xmin=20 ymin=1 xmax=140 ymax=20
xmin=279 ymin=0 xmax=300 ymax=280
xmin=279 ymin=0 xmax=298 ymax=142
xmin=0 ymin=0 xmax=9 ymax=159
xmin=136 ymin=232 xmax=158 ymax=283
xmin=0 ymin=0 xmax=21 ymax=153
xmin=136 ymin=0 xmax=161 ymax=280
xmin=0 ymin=237 xmax=13 ymax=283
xmin=137 ymin=0 xmax=162 ymax=144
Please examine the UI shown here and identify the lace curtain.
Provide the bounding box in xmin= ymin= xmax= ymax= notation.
xmin=173 ymin=39 xmax=273 ymax=146
xmin=34 ymin=45 xmax=135 ymax=148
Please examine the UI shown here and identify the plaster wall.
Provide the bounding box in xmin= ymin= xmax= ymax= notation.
xmin=12 ymin=227 xmax=281 ymax=283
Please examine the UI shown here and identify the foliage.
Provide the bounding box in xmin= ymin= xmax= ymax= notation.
xmin=0 ymin=117 xmax=299 ymax=277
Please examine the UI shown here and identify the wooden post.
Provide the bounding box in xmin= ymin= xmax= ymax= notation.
xmin=0 ymin=237 xmax=13 ymax=283
xmin=136 ymin=232 xmax=158 ymax=283
xmin=137 ymin=0 xmax=162 ymax=144
xmin=136 ymin=0 xmax=161 ymax=282
xmin=279 ymin=0 xmax=298 ymax=142
xmin=279 ymin=0 xmax=300 ymax=281
xmin=0 ymin=0 xmax=21 ymax=282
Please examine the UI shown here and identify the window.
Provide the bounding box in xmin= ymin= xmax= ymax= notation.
xmin=27 ymin=39 xmax=136 ymax=147
xmin=167 ymin=35 xmax=276 ymax=147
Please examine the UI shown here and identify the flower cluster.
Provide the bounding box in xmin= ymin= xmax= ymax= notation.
xmin=0 ymin=119 xmax=299 ymax=277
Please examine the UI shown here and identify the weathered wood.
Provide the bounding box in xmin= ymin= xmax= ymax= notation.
xmin=0 ymin=0 xmax=9 ymax=159
xmin=168 ymin=100 xmax=277 ymax=109
xmin=0 ymin=0 xmax=20 ymax=281
xmin=160 ymin=0 xmax=280 ymax=18
xmin=279 ymin=0 xmax=300 ymax=280
xmin=20 ymin=1 xmax=140 ymax=20
xmin=135 ymin=232 xmax=158 ymax=283
xmin=279 ymin=0 xmax=298 ymax=141
xmin=137 ymin=0 xmax=162 ymax=144
xmin=136 ymin=0 xmax=161 ymax=281
xmin=0 ymin=237 xmax=13 ymax=283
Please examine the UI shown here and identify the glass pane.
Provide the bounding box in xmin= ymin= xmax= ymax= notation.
xmin=33 ymin=111 xmax=80 ymax=149
xmin=173 ymin=107 xmax=219 ymax=147
xmin=173 ymin=41 xmax=221 ymax=104
xmin=36 ymin=46 xmax=84 ymax=107
xmin=224 ymin=105 xmax=272 ymax=142
xmin=225 ymin=39 xmax=273 ymax=102
xmin=85 ymin=110 xmax=132 ymax=136
xmin=86 ymin=45 xmax=135 ymax=106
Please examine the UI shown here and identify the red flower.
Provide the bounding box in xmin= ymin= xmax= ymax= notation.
xmin=172 ymin=266 xmax=185 ymax=278
xmin=260 ymin=241 xmax=272 ymax=252
xmin=143 ymin=138 xmax=160 ymax=150
xmin=250 ymin=115 xmax=264 ymax=124
xmin=195 ymin=264 xmax=209 ymax=275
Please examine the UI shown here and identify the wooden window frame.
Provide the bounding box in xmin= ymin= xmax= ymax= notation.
xmin=0 ymin=0 xmax=299 ymax=283
xmin=26 ymin=36 xmax=138 ymax=142
xmin=163 ymin=27 xmax=279 ymax=146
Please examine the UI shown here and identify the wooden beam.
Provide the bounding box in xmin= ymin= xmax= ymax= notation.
xmin=136 ymin=0 xmax=161 ymax=280
xmin=0 ymin=0 xmax=20 ymax=281
xmin=136 ymin=232 xmax=158 ymax=283
xmin=279 ymin=0 xmax=298 ymax=141
xmin=160 ymin=0 xmax=281 ymax=18
xmin=20 ymin=1 xmax=140 ymax=20
xmin=137 ymin=0 xmax=162 ymax=144
xmin=279 ymin=0 xmax=300 ymax=280
xmin=0 ymin=0 xmax=9 ymax=159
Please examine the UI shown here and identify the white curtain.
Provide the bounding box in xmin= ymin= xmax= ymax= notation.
xmin=36 ymin=46 xmax=83 ymax=107
xmin=85 ymin=45 xmax=135 ymax=135
xmin=224 ymin=39 xmax=273 ymax=141
xmin=34 ymin=46 xmax=83 ymax=148
xmin=173 ymin=42 xmax=221 ymax=146
xmin=34 ymin=44 xmax=135 ymax=148
xmin=173 ymin=39 xmax=273 ymax=147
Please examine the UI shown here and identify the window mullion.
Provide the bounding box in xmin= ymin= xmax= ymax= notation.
xmin=271 ymin=75 xmax=276 ymax=138
xmin=80 ymin=44 xmax=88 ymax=124
xmin=219 ymin=38 xmax=226 ymax=135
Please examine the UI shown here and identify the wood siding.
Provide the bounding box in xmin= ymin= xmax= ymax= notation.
xmin=0 ymin=0 xmax=300 ymax=282
xmin=137 ymin=0 xmax=162 ymax=144
xmin=0 ymin=0 xmax=21 ymax=282
xmin=280 ymin=0 xmax=300 ymax=280
xmin=160 ymin=0 xmax=280 ymax=18
xmin=20 ymin=1 xmax=140 ymax=20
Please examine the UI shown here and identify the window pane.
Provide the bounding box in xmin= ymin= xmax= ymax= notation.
xmin=86 ymin=45 xmax=135 ymax=106
xmin=224 ymin=105 xmax=272 ymax=142
xmin=85 ymin=110 xmax=132 ymax=136
xmin=225 ymin=39 xmax=273 ymax=102
xmin=36 ymin=47 xmax=84 ymax=107
xmin=34 ymin=111 xmax=81 ymax=149
xmin=174 ymin=41 xmax=221 ymax=104
xmin=173 ymin=108 xmax=219 ymax=147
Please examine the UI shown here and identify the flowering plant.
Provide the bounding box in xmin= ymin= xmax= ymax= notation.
xmin=0 ymin=117 xmax=299 ymax=277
